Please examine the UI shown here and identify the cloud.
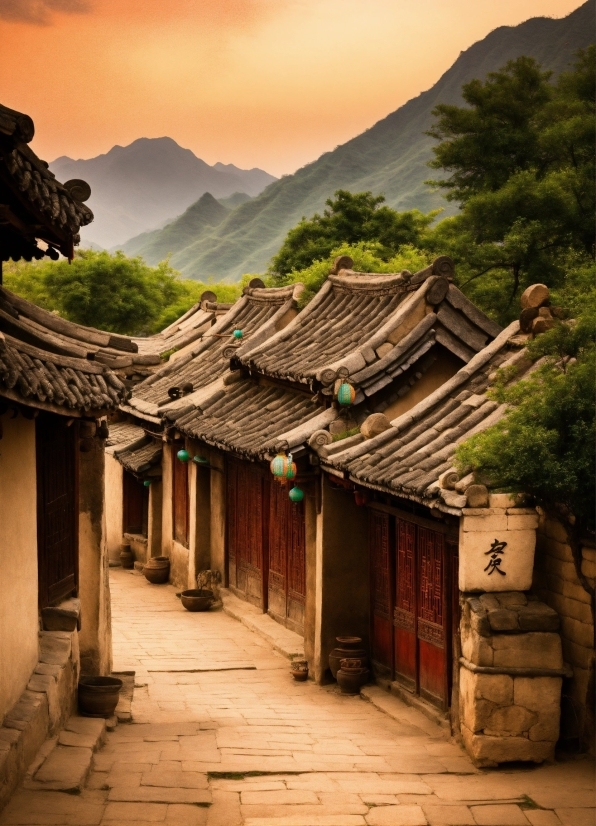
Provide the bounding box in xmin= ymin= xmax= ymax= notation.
xmin=0 ymin=0 xmax=91 ymax=25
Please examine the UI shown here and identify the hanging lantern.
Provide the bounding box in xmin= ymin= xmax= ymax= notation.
xmin=337 ymin=382 xmax=356 ymax=406
xmin=177 ymin=448 xmax=190 ymax=462
xmin=270 ymin=452 xmax=296 ymax=484
xmin=143 ymin=479 xmax=152 ymax=487
xmin=192 ymin=455 xmax=209 ymax=465
xmin=289 ymin=485 xmax=304 ymax=503
xmin=232 ymin=329 xmax=243 ymax=340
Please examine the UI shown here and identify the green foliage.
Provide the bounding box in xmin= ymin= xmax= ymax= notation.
xmin=3 ymin=250 xmax=242 ymax=336
xmin=269 ymin=190 xmax=438 ymax=277
xmin=267 ymin=242 xmax=433 ymax=307
xmin=455 ymin=300 xmax=596 ymax=532
xmin=426 ymin=48 xmax=596 ymax=322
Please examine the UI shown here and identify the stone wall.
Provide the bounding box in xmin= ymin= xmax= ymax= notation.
xmin=533 ymin=515 xmax=595 ymax=749
xmin=459 ymin=592 xmax=565 ymax=767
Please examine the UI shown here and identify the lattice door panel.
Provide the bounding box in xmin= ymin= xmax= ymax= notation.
xmin=417 ymin=526 xmax=448 ymax=708
xmin=393 ymin=518 xmax=417 ymax=690
xmin=369 ymin=510 xmax=392 ymax=672
xmin=268 ymin=480 xmax=306 ymax=633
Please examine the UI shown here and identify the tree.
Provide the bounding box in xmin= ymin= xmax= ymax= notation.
xmin=270 ymin=190 xmax=437 ymax=278
xmin=3 ymin=250 xmax=242 ymax=336
xmin=427 ymin=49 xmax=596 ymax=321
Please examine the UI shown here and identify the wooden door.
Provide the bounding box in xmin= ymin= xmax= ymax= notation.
xmin=393 ymin=518 xmax=417 ymax=691
xmin=226 ymin=458 xmax=270 ymax=610
xmin=417 ymin=527 xmax=448 ymax=707
xmin=268 ymin=481 xmax=306 ymax=634
xmin=36 ymin=414 xmax=78 ymax=609
xmin=123 ymin=470 xmax=148 ymax=535
xmin=172 ymin=442 xmax=189 ymax=547
xmin=369 ymin=510 xmax=393 ymax=674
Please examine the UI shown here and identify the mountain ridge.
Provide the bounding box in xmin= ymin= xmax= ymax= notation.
xmin=137 ymin=1 xmax=593 ymax=281
xmin=49 ymin=137 xmax=277 ymax=249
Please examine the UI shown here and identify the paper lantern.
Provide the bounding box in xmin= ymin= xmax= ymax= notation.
xmin=289 ymin=485 xmax=304 ymax=503
xmin=193 ymin=455 xmax=209 ymax=465
xmin=337 ymin=382 xmax=356 ymax=406
xmin=143 ymin=480 xmax=151 ymax=487
xmin=177 ymin=449 xmax=190 ymax=462
xmin=232 ymin=329 xmax=243 ymax=340
xmin=270 ymin=452 xmax=296 ymax=484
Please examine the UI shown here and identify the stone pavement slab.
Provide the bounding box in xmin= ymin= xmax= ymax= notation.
xmin=1 ymin=568 xmax=593 ymax=826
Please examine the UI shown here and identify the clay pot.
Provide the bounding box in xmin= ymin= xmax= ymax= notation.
xmin=329 ymin=637 xmax=367 ymax=678
xmin=78 ymin=676 xmax=122 ymax=717
xmin=336 ymin=667 xmax=370 ymax=695
xmin=143 ymin=556 xmax=170 ymax=584
xmin=340 ymin=658 xmax=364 ymax=671
xmin=180 ymin=588 xmax=214 ymax=612
xmin=291 ymin=660 xmax=309 ymax=681
xmin=119 ymin=543 xmax=134 ymax=569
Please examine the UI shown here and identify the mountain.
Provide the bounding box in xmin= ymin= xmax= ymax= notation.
xmin=141 ymin=1 xmax=593 ymax=282
xmin=49 ymin=137 xmax=277 ymax=249
xmin=120 ymin=192 xmax=230 ymax=262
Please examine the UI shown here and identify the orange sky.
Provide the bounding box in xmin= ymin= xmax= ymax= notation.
xmin=0 ymin=0 xmax=584 ymax=176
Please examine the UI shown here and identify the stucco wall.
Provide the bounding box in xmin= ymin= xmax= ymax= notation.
xmin=382 ymin=351 xmax=462 ymax=421
xmin=0 ymin=413 xmax=39 ymax=719
xmin=533 ymin=515 xmax=595 ymax=749
xmin=104 ymin=452 xmax=123 ymax=564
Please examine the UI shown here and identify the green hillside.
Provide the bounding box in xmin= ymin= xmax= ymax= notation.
xmin=135 ymin=1 xmax=595 ymax=282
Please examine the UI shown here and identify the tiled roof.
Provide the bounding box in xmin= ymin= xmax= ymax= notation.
xmin=105 ymin=421 xmax=145 ymax=448
xmin=172 ymin=377 xmax=336 ymax=460
xmin=114 ymin=437 xmax=163 ymax=475
xmin=320 ymin=322 xmax=529 ymax=514
xmin=0 ymin=329 xmax=126 ymax=414
xmin=127 ymin=284 xmax=300 ymax=417
xmin=236 ymin=258 xmax=501 ymax=392
xmin=0 ymin=103 xmax=93 ymax=259
xmin=133 ymin=298 xmax=231 ymax=358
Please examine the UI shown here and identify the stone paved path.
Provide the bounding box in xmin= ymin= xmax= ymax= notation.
xmin=1 ymin=568 xmax=594 ymax=826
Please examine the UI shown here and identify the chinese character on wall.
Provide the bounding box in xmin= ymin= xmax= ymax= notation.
xmin=484 ymin=538 xmax=507 ymax=576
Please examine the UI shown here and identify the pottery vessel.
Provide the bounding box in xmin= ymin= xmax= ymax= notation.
xmin=336 ymin=667 xmax=370 ymax=695
xmin=119 ymin=543 xmax=134 ymax=569
xmin=143 ymin=556 xmax=170 ymax=584
xmin=291 ymin=660 xmax=309 ymax=681
xmin=329 ymin=636 xmax=367 ymax=678
xmin=180 ymin=588 xmax=214 ymax=612
xmin=78 ymin=676 xmax=122 ymax=717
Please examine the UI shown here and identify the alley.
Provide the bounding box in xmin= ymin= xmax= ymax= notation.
xmin=1 ymin=568 xmax=594 ymax=826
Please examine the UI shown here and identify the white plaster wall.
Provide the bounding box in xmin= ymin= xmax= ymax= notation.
xmin=104 ymin=452 xmax=123 ymax=564
xmin=0 ymin=413 xmax=39 ymax=718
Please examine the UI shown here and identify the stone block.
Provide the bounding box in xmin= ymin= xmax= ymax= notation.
xmin=466 ymin=485 xmax=489 ymax=508
xmin=461 ymin=725 xmax=555 ymax=766
xmin=459 ymin=670 xmax=496 ymax=733
xmin=489 ymin=494 xmax=516 ymax=508
xmin=484 ymin=704 xmax=538 ymax=735
xmin=492 ymin=632 xmax=563 ymax=670
xmin=459 ymin=528 xmax=536 ymax=592
xmin=560 ymin=615 xmax=595 ymax=649
xmin=478 ymin=594 xmax=501 ymax=610
xmin=487 ymin=609 xmax=519 ymax=632
xmin=543 ymin=591 xmax=592 ymax=624
xmin=513 ymin=676 xmax=562 ymax=713
xmin=41 ymin=599 xmax=81 ymax=632
xmin=581 ymin=557 xmax=596 ymax=582
xmin=32 ymin=744 xmax=93 ymax=791
xmin=496 ymin=592 xmax=528 ymax=607
xmin=462 ymin=513 xmax=508 ymax=533
xmin=508 ymin=514 xmax=539 ymax=531
xmin=39 ymin=632 xmax=72 ymax=666
xmin=518 ymin=602 xmax=560 ymax=632
xmin=475 ymin=672 xmax=514 ymax=706
xmin=460 ymin=628 xmax=494 ymax=667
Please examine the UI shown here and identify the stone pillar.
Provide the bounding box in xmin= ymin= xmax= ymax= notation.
xmin=104 ymin=452 xmax=123 ymax=565
xmin=210 ymin=448 xmax=226 ymax=584
xmin=78 ymin=437 xmax=112 ymax=677
xmin=312 ymin=474 xmax=368 ymax=684
xmin=459 ymin=592 xmax=565 ymax=766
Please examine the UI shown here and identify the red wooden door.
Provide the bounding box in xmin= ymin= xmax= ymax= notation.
xmin=123 ymin=470 xmax=148 ymax=535
xmin=369 ymin=510 xmax=393 ymax=674
xmin=394 ymin=518 xmax=417 ymax=691
xmin=417 ymin=527 xmax=448 ymax=707
xmin=226 ymin=458 xmax=270 ymax=611
xmin=36 ymin=414 xmax=79 ymax=609
xmin=172 ymin=442 xmax=189 ymax=547
xmin=268 ymin=481 xmax=306 ymax=634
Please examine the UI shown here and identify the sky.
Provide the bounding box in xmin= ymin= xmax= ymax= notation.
xmin=0 ymin=0 xmax=584 ymax=176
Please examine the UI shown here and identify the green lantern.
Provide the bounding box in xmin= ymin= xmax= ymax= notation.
xmin=177 ymin=449 xmax=190 ymax=462
xmin=232 ymin=329 xmax=243 ymax=340
xmin=289 ymin=486 xmax=304 ymax=503
xmin=337 ymin=382 xmax=356 ymax=406
xmin=270 ymin=452 xmax=296 ymax=484
xmin=193 ymin=455 xmax=209 ymax=465
xmin=143 ymin=479 xmax=151 ymax=487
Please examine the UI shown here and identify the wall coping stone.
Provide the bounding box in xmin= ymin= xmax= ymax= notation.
xmin=460 ymin=657 xmax=572 ymax=678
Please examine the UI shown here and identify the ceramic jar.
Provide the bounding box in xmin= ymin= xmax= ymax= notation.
xmin=291 ymin=660 xmax=309 ymax=681
xmin=143 ymin=556 xmax=170 ymax=584
xmin=119 ymin=543 xmax=134 ymax=569
xmin=78 ymin=676 xmax=122 ymax=717
xmin=329 ymin=636 xmax=367 ymax=678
